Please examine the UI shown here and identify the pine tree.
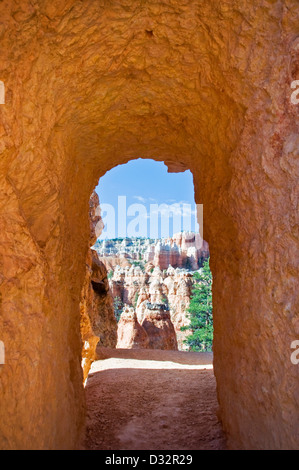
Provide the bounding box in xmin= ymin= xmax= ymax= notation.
xmin=113 ymin=296 xmax=124 ymax=322
xmin=181 ymin=258 xmax=213 ymax=352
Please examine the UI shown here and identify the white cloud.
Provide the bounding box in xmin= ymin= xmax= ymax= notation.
xmin=133 ymin=195 xmax=146 ymax=203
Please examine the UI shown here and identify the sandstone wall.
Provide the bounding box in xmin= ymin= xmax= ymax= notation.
xmin=80 ymin=249 xmax=117 ymax=382
xmin=80 ymin=191 xmax=117 ymax=382
xmin=88 ymin=250 xmax=117 ymax=349
xmin=0 ymin=0 xmax=298 ymax=450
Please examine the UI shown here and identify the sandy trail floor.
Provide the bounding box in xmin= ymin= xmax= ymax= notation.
xmin=81 ymin=348 xmax=227 ymax=450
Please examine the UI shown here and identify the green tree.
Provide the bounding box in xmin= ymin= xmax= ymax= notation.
xmin=134 ymin=291 xmax=139 ymax=308
xmin=113 ymin=296 xmax=124 ymax=322
xmin=181 ymin=258 xmax=213 ymax=352
xmin=107 ymin=269 xmax=113 ymax=279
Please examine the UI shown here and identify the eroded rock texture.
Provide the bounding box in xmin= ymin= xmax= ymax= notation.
xmin=0 ymin=0 xmax=298 ymax=450
xmin=116 ymin=307 xmax=150 ymax=349
xmin=141 ymin=305 xmax=178 ymax=351
xmin=110 ymin=264 xmax=193 ymax=350
xmin=80 ymin=191 xmax=117 ymax=382
xmin=80 ymin=249 xmax=117 ymax=382
xmin=88 ymin=251 xmax=117 ymax=348
xmin=116 ymin=303 xmax=178 ymax=351
xmin=96 ymin=231 xmax=209 ymax=270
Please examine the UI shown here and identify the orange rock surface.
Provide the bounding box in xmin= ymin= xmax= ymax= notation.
xmin=141 ymin=306 xmax=178 ymax=351
xmin=80 ymin=192 xmax=117 ymax=382
xmin=0 ymin=0 xmax=298 ymax=450
xmin=116 ymin=307 xmax=149 ymax=350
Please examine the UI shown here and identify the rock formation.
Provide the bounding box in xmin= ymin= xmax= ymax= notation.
xmin=80 ymin=251 xmax=101 ymax=383
xmin=141 ymin=304 xmax=178 ymax=351
xmin=116 ymin=306 xmax=149 ymax=349
xmin=0 ymin=0 xmax=298 ymax=451
xmin=95 ymin=232 xmax=209 ymax=350
xmin=162 ymin=267 xmax=193 ymax=347
xmin=80 ymin=192 xmax=117 ymax=381
xmin=116 ymin=303 xmax=178 ymax=351
xmin=95 ymin=231 xmax=209 ymax=271
xmin=108 ymin=262 xmax=194 ymax=350
xmin=88 ymin=250 xmax=117 ymax=348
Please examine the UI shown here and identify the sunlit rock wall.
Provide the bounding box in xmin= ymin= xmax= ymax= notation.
xmin=0 ymin=0 xmax=298 ymax=450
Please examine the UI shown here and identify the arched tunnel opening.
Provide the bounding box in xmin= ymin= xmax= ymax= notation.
xmin=0 ymin=0 xmax=298 ymax=451
xmin=79 ymin=158 xmax=220 ymax=450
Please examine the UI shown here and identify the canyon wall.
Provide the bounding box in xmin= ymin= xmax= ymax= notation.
xmin=80 ymin=249 xmax=117 ymax=382
xmin=117 ymin=303 xmax=178 ymax=351
xmin=141 ymin=306 xmax=178 ymax=351
xmin=0 ymin=0 xmax=298 ymax=450
xmin=116 ymin=307 xmax=150 ymax=349
xmin=80 ymin=191 xmax=117 ymax=382
xmin=110 ymin=264 xmax=193 ymax=350
xmin=96 ymin=232 xmax=209 ymax=271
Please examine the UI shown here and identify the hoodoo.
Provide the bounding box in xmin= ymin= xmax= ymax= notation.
xmin=0 ymin=0 xmax=298 ymax=450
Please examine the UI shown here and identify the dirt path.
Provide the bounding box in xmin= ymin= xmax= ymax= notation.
xmin=81 ymin=348 xmax=226 ymax=450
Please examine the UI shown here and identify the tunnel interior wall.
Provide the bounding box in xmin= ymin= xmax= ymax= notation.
xmin=0 ymin=0 xmax=298 ymax=449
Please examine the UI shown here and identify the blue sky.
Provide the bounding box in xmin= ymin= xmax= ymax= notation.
xmin=95 ymin=159 xmax=199 ymax=239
